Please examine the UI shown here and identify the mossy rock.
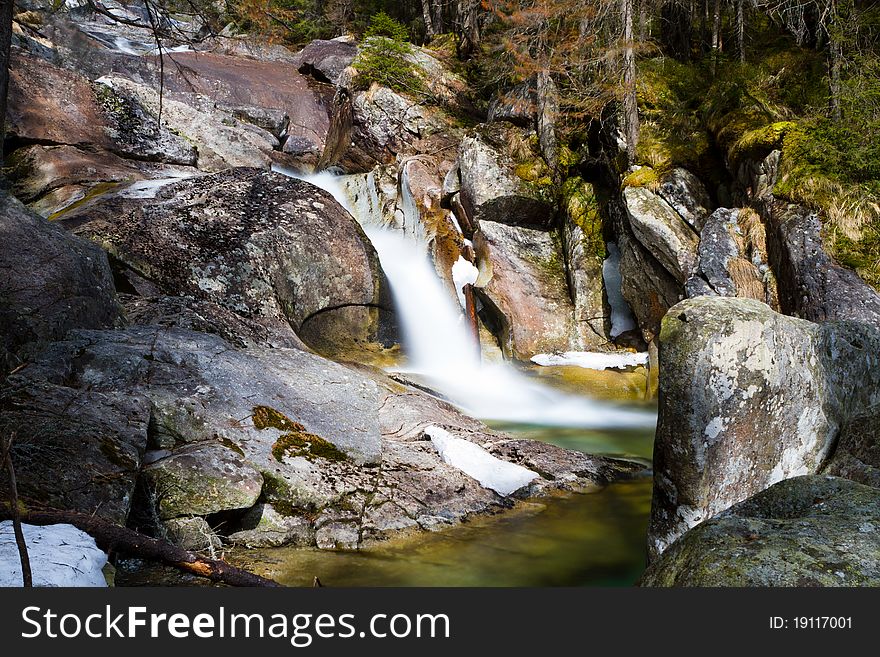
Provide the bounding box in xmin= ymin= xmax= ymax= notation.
xmin=252 ymin=405 xmax=347 ymax=463
xmin=642 ymin=476 xmax=880 ymax=586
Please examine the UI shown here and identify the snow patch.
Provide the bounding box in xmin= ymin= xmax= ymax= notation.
xmin=451 ymin=257 xmax=479 ymax=308
xmin=1 ymin=523 xmax=107 ymax=587
xmin=426 ymin=427 xmax=538 ymax=496
xmin=531 ymin=350 xmax=648 ymax=370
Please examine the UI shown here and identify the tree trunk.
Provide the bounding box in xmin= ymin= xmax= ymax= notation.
xmin=431 ymin=0 xmax=444 ymax=35
xmin=0 ymin=0 xmax=15 ymax=172
xmin=735 ymin=0 xmax=745 ymax=63
xmin=455 ymin=0 xmax=481 ymax=60
xmin=536 ymin=67 xmax=559 ymax=176
xmin=2 ymin=509 xmax=284 ymax=587
xmin=710 ymin=0 xmax=721 ymax=75
xmin=829 ymin=31 xmax=843 ymax=121
xmin=622 ymin=0 xmax=639 ymax=166
xmin=639 ymin=0 xmax=649 ymax=41
xmin=700 ymin=0 xmax=708 ymax=53
xmin=421 ymin=0 xmax=436 ymax=38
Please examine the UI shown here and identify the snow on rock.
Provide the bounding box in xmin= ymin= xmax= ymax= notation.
xmin=0 ymin=523 xmax=108 ymax=587
xmin=426 ymin=426 xmax=538 ymax=496
xmin=451 ymin=256 xmax=479 ymax=308
xmin=531 ymin=351 xmax=648 ymax=370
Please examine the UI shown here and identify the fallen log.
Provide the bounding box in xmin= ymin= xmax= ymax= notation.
xmin=0 ymin=509 xmax=282 ymax=587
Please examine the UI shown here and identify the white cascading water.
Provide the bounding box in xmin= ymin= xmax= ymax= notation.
xmin=273 ymin=165 xmax=654 ymax=428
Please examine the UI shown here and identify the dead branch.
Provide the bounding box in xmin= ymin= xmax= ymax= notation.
xmin=0 ymin=508 xmax=283 ymax=587
xmin=0 ymin=433 xmax=31 ymax=587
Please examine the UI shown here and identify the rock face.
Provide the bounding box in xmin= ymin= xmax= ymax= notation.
xmin=686 ymin=207 xmax=777 ymax=306
xmin=474 ymin=220 xmax=576 ymax=359
xmin=143 ymin=444 xmax=264 ymax=519
xmin=3 ymin=324 xmax=646 ymax=550
xmin=611 ymin=199 xmax=683 ymax=341
xmin=63 ymin=168 xmax=397 ymax=357
xmin=642 ymin=476 xmax=880 ymax=586
xmin=649 ymin=296 xmax=880 ymax=560
xmin=765 ymin=200 xmax=880 ymax=327
xmin=657 ymin=168 xmax=712 ymax=232
xmin=0 ymin=193 xmax=118 ymax=373
xmin=622 ymin=185 xmax=699 ymax=284
xmin=458 ymin=133 xmax=553 ymax=229
xmin=293 ymin=39 xmax=357 ymax=84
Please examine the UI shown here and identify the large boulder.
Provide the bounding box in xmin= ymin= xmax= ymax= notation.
xmin=474 ymin=220 xmax=577 ymax=359
xmin=143 ymin=444 xmax=264 ymax=519
xmin=765 ymin=200 xmax=880 ymax=327
xmin=0 ymin=193 xmax=118 ymax=373
xmin=458 ymin=133 xmax=554 ymax=229
xmin=293 ymin=39 xmax=357 ymax=85
xmin=622 ymin=185 xmax=700 ymax=284
xmin=642 ymin=476 xmax=880 ymax=586
xmin=62 ymin=168 xmax=397 ymax=358
xmin=3 ymin=324 xmax=646 ymax=549
xmin=649 ymin=296 xmax=880 ymax=560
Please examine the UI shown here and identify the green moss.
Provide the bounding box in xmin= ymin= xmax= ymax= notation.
xmin=562 ymin=177 xmax=605 ymax=259
xmin=218 ymin=435 xmax=245 ymax=457
xmin=621 ymin=166 xmax=661 ymax=190
xmin=729 ymin=121 xmax=795 ymax=168
xmin=252 ymin=406 xmax=346 ymax=463
xmin=252 ymin=405 xmax=303 ymax=432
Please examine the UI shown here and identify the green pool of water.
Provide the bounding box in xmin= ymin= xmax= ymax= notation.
xmin=231 ymin=412 xmax=657 ymax=587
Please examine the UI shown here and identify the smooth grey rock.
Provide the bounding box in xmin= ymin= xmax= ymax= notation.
xmin=143 ymin=444 xmax=264 ymax=519
xmin=650 ymin=296 xmax=880 ymax=560
xmin=642 ymin=476 xmax=880 ymax=586
xmin=458 ymin=132 xmax=553 ymax=229
xmin=0 ymin=192 xmax=118 ymax=373
xmin=63 ymin=168 xmax=397 ymax=358
xmin=623 ymin=185 xmax=699 ymax=284
xmin=658 ymin=168 xmax=712 ymax=232
xmin=765 ymin=200 xmax=880 ymax=328
xmin=294 ymin=39 xmax=357 ymax=85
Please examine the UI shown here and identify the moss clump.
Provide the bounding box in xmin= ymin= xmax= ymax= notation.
xmin=729 ymin=121 xmax=795 ymax=168
xmin=252 ymin=405 xmax=303 ymax=432
xmin=621 ymin=166 xmax=661 ymax=191
xmin=47 ymin=182 xmax=121 ymax=221
xmin=252 ymin=406 xmax=347 ymax=463
xmin=270 ymin=431 xmax=347 ymax=463
xmin=562 ymin=177 xmax=605 ymax=259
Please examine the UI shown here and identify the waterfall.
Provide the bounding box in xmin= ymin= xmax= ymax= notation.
xmin=273 ymin=165 xmax=654 ymax=429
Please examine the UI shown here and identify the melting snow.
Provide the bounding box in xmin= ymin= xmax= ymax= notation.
xmin=426 ymin=426 xmax=538 ymax=496
xmin=0 ymin=522 xmax=108 ymax=587
xmin=451 ymin=257 xmax=479 ymax=308
xmin=531 ymin=351 xmax=648 ymax=370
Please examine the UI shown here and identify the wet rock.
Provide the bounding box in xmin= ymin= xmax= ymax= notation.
xmin=5 ymin=323 xmax=646 ymax=549
xmin=0 ymin=193 xmax=118 ymax=373
xmin=622 ymin=185 xmax=699 ymax=284
xmin=642 ymin=476 xmax=880 ymax=586
xmin=764 ymin=200 xmax=880 ymax=327
xmin=458 ymin=133 xmax=553 ymax=229
xmin=294 ymin=39 xmax=357 ymax=85
xmin=474 ymin=220 xmax=576 ymax=359
xmin=657 ymin=168 xmax=712 ymax=232
xmin=143 ymin=444 xmax=264 ymax=519
xmin=63 ymin=168 xmax=396 ymax=357
xmin=649 ymin=296 xmax=880 ymax=560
